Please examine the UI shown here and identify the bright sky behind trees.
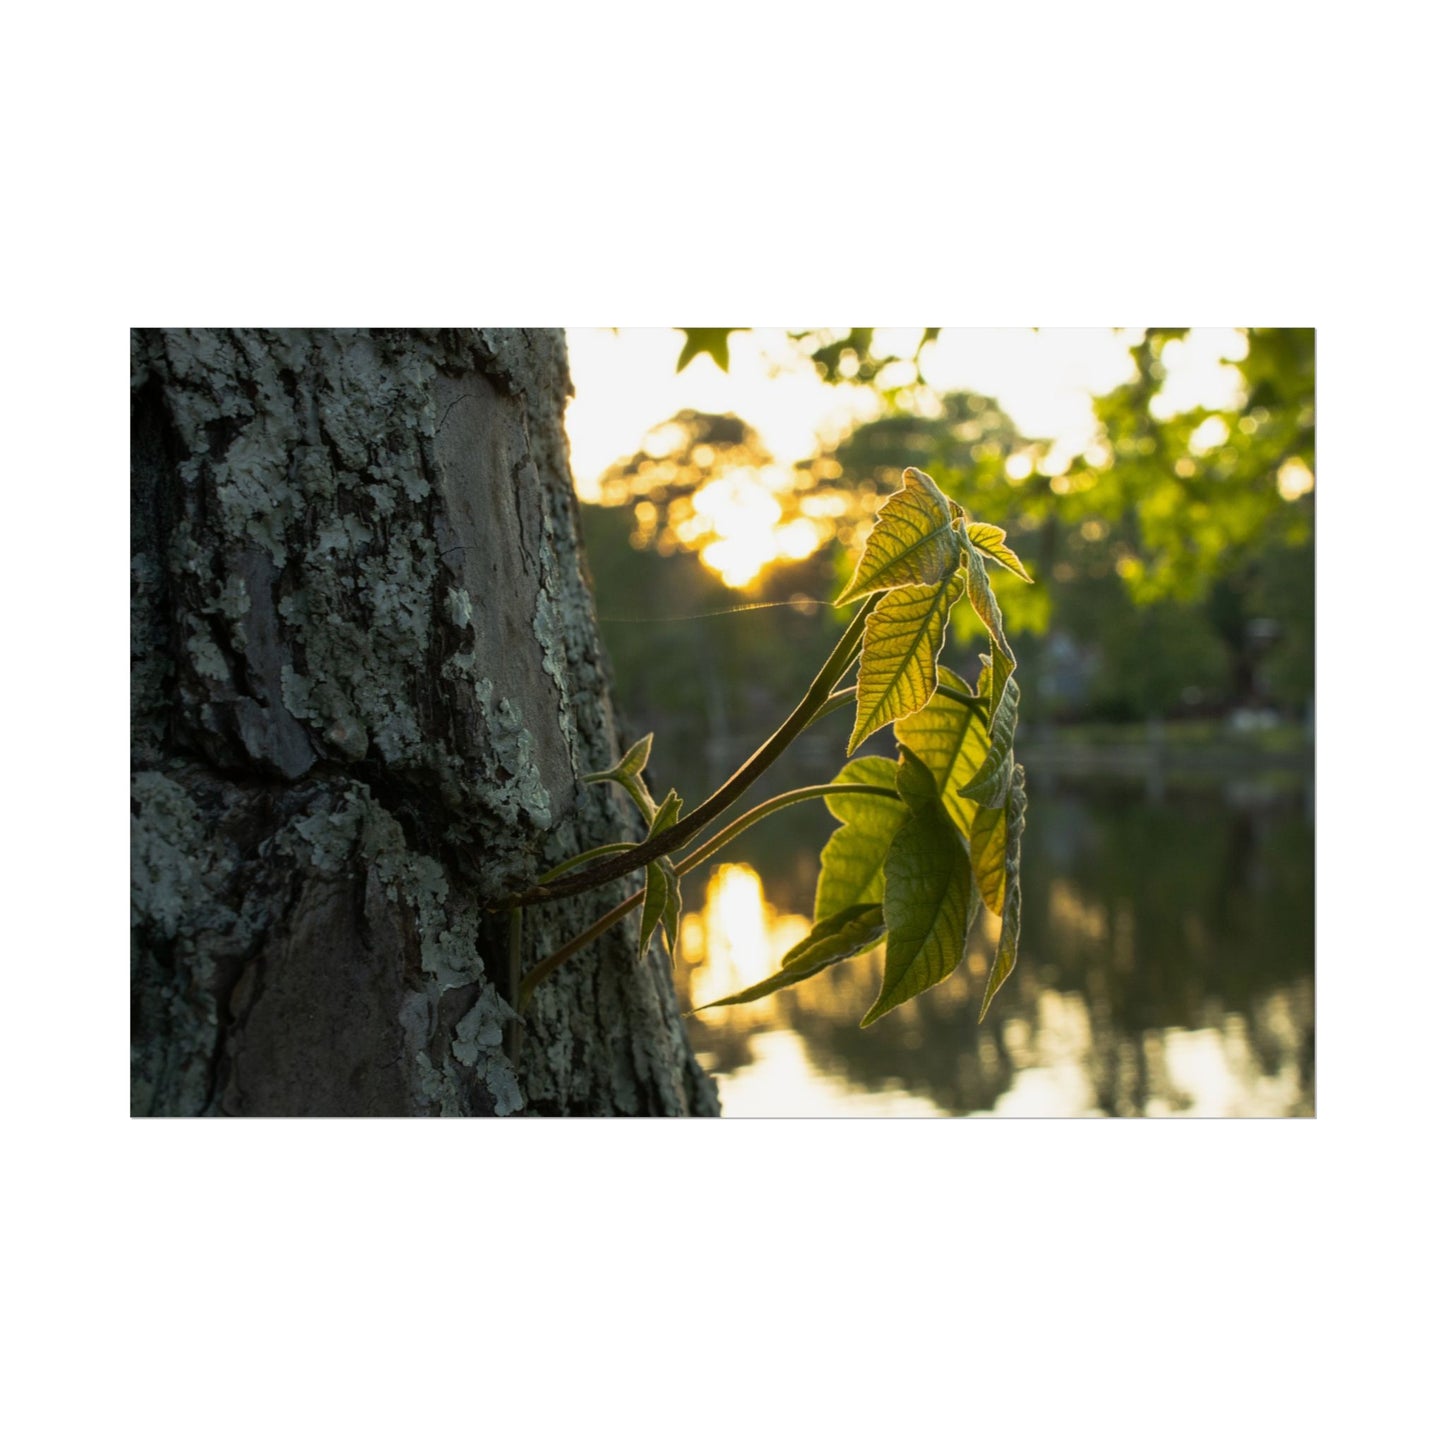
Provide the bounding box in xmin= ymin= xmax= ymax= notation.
xmin=563 ymin=327 xmax=1253 ymax=501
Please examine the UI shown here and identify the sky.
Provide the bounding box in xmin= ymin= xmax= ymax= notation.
xmin=563 ymin=327 xmax=1254 ymax=500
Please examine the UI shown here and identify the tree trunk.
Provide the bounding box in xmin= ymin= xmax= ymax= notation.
xmin=131 ymin=328 xmax=718 ymax=1116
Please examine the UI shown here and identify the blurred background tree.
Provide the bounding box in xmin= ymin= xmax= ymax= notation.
xmin=790 ymin=326 xmax=1315 ymax=721
xmin=577 ymin=327 xmax=1314 ymax=798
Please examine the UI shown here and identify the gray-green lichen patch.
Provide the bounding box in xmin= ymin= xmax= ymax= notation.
xmin=133 ymin=768 xmax=523 ymax=1116
xmin=314 ymin=515 xmax=374 ymax=556
xmin=330 ymin=789 xmax=521 ymax=1114
xmin=478 ymin=681 xmax=552 ymax=831
xmin=439 ymin=650 xmax=553 ymax=834
xmin=132 ymin=770 xmax=225 ymax=939
xmin=214 ymin=572 xmax=252 ymax=651
xmin=451 ymin=994 xmax=504 ymax=1067
xmin=289 ymin=788 xmax=377 ymax=873
xmin=310 ymin=783 xmax=521 ymax=1113
xmin=446 ymin=586 xmax=472 ymax=630
xmin=131 ymin=769 xmax=250 ymax=1115
xmin=279 ymin=663 xmax=315 ymax=723
xmin=217 ymin=571 xmax=250 ymax=620
xmin=429 ymin=367 xmax=576 ymax=831
xmin=532 ymin=559 xmax=583 ymax=783
xmin=186 ymin=626 xmax=231 ymax=685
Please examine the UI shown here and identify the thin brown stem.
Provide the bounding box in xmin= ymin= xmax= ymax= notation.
xmin=515 ymin=782 xmax=897 ymax=1010
xmin=498 ymin=596 xmax=877 ymax=910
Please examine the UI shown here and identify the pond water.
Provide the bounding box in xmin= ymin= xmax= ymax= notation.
xmin=675 ymin=769 xmax=1314 ymax=1118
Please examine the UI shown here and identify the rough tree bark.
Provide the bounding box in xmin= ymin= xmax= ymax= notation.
xmin=131 ymin=328 xmax=719 ymax=1116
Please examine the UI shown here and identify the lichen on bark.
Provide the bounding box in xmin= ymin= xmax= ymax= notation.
xmin=131 ymin=328 xmax=717 ymax=1116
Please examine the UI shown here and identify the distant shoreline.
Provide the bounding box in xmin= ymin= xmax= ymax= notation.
xmin=1018 ymin=719 xmax=1313 ymax=786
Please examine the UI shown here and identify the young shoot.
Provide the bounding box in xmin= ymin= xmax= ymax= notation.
xmin=505 ymin=467 xmax=1031 ymax=1030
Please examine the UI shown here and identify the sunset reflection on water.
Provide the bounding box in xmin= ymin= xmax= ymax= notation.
xmin=676 ymin=780 xmax=1314 ymax=1119
xmin=679 ymin=862 xmax=945 ymax=1117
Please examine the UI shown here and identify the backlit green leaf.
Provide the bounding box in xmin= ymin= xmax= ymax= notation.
xmin=640 ymin=858 xmax=682 ymax=959
xmin=694 ymin=904 xmax=886 ymax=1010
xmin=583 ymin=732 xmax=658 ymax=824
xmin=970 ymin=803 xmax=1008 ymax=915
xmin=675 ymin=328 xmax=746 ymax=373
xmin=987 ymin=636 xmax=1016 ymax=731
xmin=965 ymin=522 xmax=1033 ymax=583
xmin=836 ymin=467 xmax=961 ymax=605
xmin=973 ymin=654 xmax=993 ymax=715
xmin=648 ymin=789 xmax=681 ymax=837
xmin=848 ymin=574 xmax=966 ymax=754
xmin=895 ymin=664 xmax=991 ymax=837
xmin=958 ymin=524 xmax=1017 ymax=723
xmin=959 ymin=674 xmax=1020 ymax=808
xmin=638 ymin=790 xmax=683 ymax=958
xmin=662 ymin=864 xmax=682 ymax=955
xmin=979 ymin=765 xmax=1027 ymax=1022
xmin=815 ymin=756 xmax=908 ymax=920
xmin=862 ymin=749 xmax=973 ymax=1027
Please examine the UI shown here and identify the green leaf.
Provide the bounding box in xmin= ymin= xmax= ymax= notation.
xmin=637 ymin=790 xmax=683 ymax=958
xmin=583 ymin=733 xmax=658 ymax=824
xmin=973 ymin=654 xmax=993 ymax=714
xmin=987 ymin=636 xmax=1016 ymax=731
xmin=862 ymin=748 xmax=973 ymax=1027
xmin=970 ymin=803 xmax=1008 ymax=915
xmin=959 ymin=675 xmax=1020 ymax=808
xmin=815 ymin=756 xmax=909 ymax=920
xmin=639 ymin=857 xmax=682 ymax=960
xmin=644 ymin=789 xmax=681 ymax=840
xmin=965 ymin=522 xmax=1033 ymax=583
xmin=836 ymin=467 xmax=961 ymax=605
xmin=978 ymin=765 xmax=1027 ymax=1022
xmin=848 ymin=574 xmax=966 ymax=754
xmin=957 ymin=524 xmax=1016 ymax=722
xmin=663 ymin=862 xmax=682 ymax=955
xmin=675 ymin=328 xmax=746 ymax=373
xmin=895 ymin=664 xmax=992 ymax=838
xmin=694 ymin=904 xmax=886 ymax=1010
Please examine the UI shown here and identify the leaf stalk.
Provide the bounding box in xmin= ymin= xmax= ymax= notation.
xmin=516 ymin=782 xmax=897 ymax=1010
xmin=500 ymin=596 xmax=878 ymax=910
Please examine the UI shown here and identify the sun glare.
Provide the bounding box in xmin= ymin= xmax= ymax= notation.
xmin=689 ymin=467 xmax=807 ymax=587
xmin=1276 ymin=456 xmax=1315 ymax=501
xmin=683 ymin=863 xmax=810 ymax=1021
xmin=1149 ymin=329 xmax=1249 ymax=419
xmin=1189 ymin=415 xmax=1230 ymax=454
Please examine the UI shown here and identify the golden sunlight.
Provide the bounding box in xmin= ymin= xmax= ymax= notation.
xmin=691 ymin=470 xmax=783 ymax=587
xmin=690 ymin=466 xmax=827 ymax=588
xmin=679 ymin=864 xmax=949 ymax=1117
xmin=683 ymin=863 xmax=810 ymax=1020
xmin=1188 ymin=415 xmax=1230 ymax=454
xmin=1276 ymin=456 xmax=1315 ymax=501
xmin=1149 ymin=329 xmax=1249 ymax=419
